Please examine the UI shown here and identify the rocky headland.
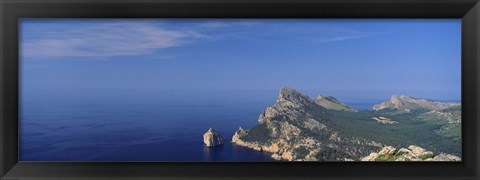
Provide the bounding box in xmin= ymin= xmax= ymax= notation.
xmin=231 ymin=87 xmax=383 ymax=161
xmin=229 ymin=87 xmax=461 ymax=161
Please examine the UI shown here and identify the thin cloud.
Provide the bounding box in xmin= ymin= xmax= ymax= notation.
xmin=194 ymin=21 xmax=259 ymax=30
xmin=21 ymin=20 xmax=372 ymax=59
xmin=21 ymin=22 xmax=207 ymax=58
xmin=315 ymin=34 xmax=370 ymax=43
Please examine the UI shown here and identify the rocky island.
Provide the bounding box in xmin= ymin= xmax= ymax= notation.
xmin=203 ymin=128 xmax=224 ymax=147
xmin=230 ymin=87 xmax=462 ymax=161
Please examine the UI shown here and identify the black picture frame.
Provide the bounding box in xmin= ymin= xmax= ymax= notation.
xmin=1 ymin=0 xmax=479 ymax=179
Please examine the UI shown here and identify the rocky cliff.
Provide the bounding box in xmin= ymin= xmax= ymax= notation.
xmin=231 ymin=87 xmax=461 ymax=161
xmin=203 ymin=128 xmax=224 ymax=147
xmin=232 ymin=87 xmax=382 ymax=161
xmin=361 ymin=145 xmax=460 ymax=161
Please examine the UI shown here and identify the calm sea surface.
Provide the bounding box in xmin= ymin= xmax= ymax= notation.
xmin=20 ymin=90 xmax=278 ymax=161
xmin=19 ymin=89 xmax=379 ymax=161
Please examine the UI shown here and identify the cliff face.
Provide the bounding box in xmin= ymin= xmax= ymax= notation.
xmin=232 ymin=87 xmax=382 ymax=161
xmin=373 ymin=95 xmax=459 ymax=111
xmin=203 ymin=128 xmax=224 ymax=147
xmin=231 ymin=87 xmax=461 ymax=161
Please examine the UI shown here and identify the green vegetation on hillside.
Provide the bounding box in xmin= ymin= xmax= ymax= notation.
xmin=233 ymin=87 xmax=462 ymax=161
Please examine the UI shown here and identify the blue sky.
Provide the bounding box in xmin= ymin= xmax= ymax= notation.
xmin=20 ymin=19 xmax=461 ymax=102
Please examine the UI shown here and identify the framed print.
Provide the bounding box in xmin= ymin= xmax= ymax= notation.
xmin=1 ymin=0 xmax=479 ymax=179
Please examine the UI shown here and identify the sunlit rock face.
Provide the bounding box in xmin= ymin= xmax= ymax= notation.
xmin=203 ymin=128 xmax=224 ymax=147
xmin=231 ymin=87 xmax=461 ymax=161
xmin=232 ymin=87 xmax=382 ymax=161
xmin=361 ymin=145 xmax=460 ymax=161
xmin=373 ymin=95 xmax=459 ymax=111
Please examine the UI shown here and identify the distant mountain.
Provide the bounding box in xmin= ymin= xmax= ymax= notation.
xmin=314 ymin=96 xmax=358 ymax=112
xmin=373 ymin=95 xmax=459 ymax=111
xmin=373 ymin=95 xmax=461 ymax=139
xmin=230 ymin=87 xmax=461 ymax=161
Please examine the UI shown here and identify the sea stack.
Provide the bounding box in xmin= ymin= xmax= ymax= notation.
xmin=203 ymin=128 xmax=224 ymax=147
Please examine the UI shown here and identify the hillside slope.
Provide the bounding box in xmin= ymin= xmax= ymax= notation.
xmin=231 ymin=87 xmax=461 ymax=161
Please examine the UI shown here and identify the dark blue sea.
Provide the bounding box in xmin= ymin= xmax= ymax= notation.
xmin=19 ymin=89 xmax=379 ymax=161
xmin=19 ymin=89 xmax=278 ymax=161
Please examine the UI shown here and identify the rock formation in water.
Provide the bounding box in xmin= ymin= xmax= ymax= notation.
xmin=203 ymin=128 xmax=224 ymax=147
xmin=361 ymin=145 xmax=460 ymax=161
